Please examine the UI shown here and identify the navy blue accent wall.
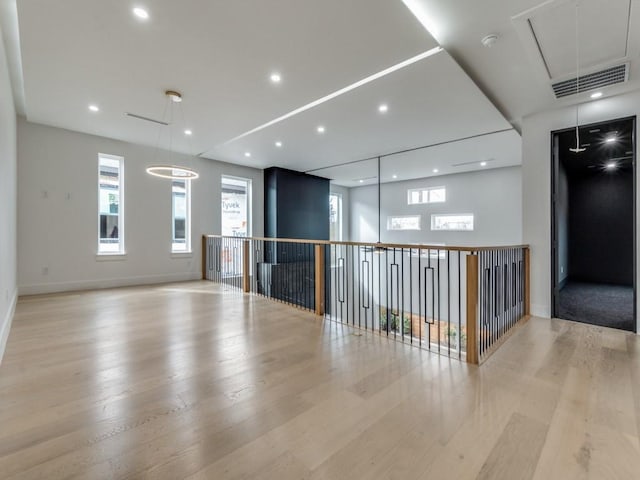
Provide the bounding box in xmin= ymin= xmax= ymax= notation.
xmin=263 ymin=167 xmax=330 ymax=241
xmin=568 ymin=169 xmax=634 ymax=285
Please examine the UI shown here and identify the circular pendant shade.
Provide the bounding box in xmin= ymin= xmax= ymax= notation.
xmin=146 ymin=165 xmax=199 ymax=180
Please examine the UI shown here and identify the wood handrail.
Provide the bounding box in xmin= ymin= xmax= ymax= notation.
xmin=202 ymin=234 xmax=529 ymax=253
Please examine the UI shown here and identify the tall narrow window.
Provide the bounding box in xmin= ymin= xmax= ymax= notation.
xmin=221 ymin=176 xmax=251 ymax=237
xmin=221 ymin=176 xmax=251 ymax=277
xmin=98 ymin=154 xmax=124 ymax=254
xmin=329 ymin=193 xmax=342 ymax=241
xmin=172 ymin=179 xmax=191 ymax=252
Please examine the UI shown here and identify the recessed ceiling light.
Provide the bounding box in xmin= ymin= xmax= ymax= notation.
xmin=480 ymin=161 xmax=487 ymax=167
xmin=432 ymin=168 xmax=439 ymax=173
xmin=133 ymin=7 xmax=149 ymax=19
xmin=88 ymin=104 xmax=99 ymax=112
xmin=378 ymin=104 xmax=388 ymax=113
xmin=244 ymin=152 xmax=251 ymax=157
xmin=184 ymin=129 xmax=192 ymax=136
xmin=359 ymin=179 xmax=364 ymax=183
xmin=590 ymin=91 xmax=603 ymax=99
xmin=392 ymin=174 xmax=397 ymax=179
xmin=605 ymin=136 xmax=617 ymax=143
xmin=317 ymin=126 xmax=325 ymax=134
xmin=606 ymin=162 xmax=617 ymax=169
xmin=275 ymin=141 xmax=282 ymax=147
xmin=225 ymin=46 xmax=443 ymax=145
xmin=270 ymin=73 xmax=281 ymax=83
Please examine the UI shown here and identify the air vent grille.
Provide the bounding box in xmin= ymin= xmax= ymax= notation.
xmin=552 ymin=64 xmax=628 ymax=98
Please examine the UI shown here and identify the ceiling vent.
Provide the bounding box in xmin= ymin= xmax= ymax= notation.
xmin=551 ymin=64 xmax=628 ymax=98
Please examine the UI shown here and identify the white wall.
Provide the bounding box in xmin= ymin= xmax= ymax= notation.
xmin=17 ymin=119 xmax=263 ymax=295
xmin=349 ymin=166 xmax=522 ymax=246
xmin=330 ymin=183 xmax=350 ymax=241
xmin=522 ymin=90 xmax=640 ymax=332
xmin=0 ymin=27 xmax=16 ymax=362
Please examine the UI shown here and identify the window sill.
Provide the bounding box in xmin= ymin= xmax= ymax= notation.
xmin=171 ymin=251 xmax=193 ymax=259
xmin=96 ymin=253 xmax=127 ymax=262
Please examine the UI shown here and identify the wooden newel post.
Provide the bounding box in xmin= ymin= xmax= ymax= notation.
xmin=466 ymin=253 xmax=479 ymax=365
xmin=524 ymin=247 xmax=531 ymax=317
xmin=314 ymin=244 xmax=325 ymax=316
xmin=242 ymin=240 xmax=250 ymax=293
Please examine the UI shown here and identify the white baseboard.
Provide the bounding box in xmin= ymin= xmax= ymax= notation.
xmin=19 ymin=272 xmax=202 ymax=296
xmin=531 ymin=303 xmax=551 ymax=319
xmin=0 ymin=288 xmax=18 ymax=365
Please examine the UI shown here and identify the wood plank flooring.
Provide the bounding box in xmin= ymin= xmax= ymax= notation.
xmin=0 ymin=281 xmax=639 ymax=479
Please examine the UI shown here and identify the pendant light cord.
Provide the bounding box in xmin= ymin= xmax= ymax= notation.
xmin=574 ymin=0 xmax=581 ymax=149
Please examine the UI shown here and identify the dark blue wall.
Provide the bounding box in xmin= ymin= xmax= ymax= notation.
xmin=264 ymin=167 xmax=330 ymax=241
xmin=568 ymin=169 xmax=634 ymax=285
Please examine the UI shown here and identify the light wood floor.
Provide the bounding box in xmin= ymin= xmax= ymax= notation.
xmin=1 ymin=281 xmax=639 ymax=479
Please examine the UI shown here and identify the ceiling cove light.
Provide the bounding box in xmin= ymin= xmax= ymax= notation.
xmin=591 ymin=91 xmax=603 ymax=99
xmin=146 ymin=90 xmax=199 ymax=181
xmin=133 ymin=7 xmax=149 ymax=20
xmin=378 ymin=104 xmax=389 ymax=113
xmin=88 ymin=104 xmax=99 ymax=112
xmin=392 ymin=174 xmax=398 ymax=179
xmin=244 ymin=152 xmax=251 ymax=157
xmin=270 ymin=73 xmax=282 ymax=83
xmin=275 ymin=141 xmax=282 ymax=147
xmin=606 ymin=162 xmax=617 ymax=170
xmin=317 ymin=126 xmax=325 ymax=134
xmin=480 ymin=161 xmax=487 ymax=167
xmin=359 ymin=179 xmax=364 ymax=183
xmin=224 ymin=46 xmax=443 ymax=145
xmin=432 ymin=168 xmax=439 ymax=173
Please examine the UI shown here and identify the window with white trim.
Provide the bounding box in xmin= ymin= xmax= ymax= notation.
xmin=172 ymin=179 xmax=191 ymax=252
xmin=329 ymin=193 xmax=342 ymax=241
xmin=98 ymin=154 xmax=124 ymax=254
xmin=387 ymin=215 xmax=421 ymax=231
xmin=407 ymin=186 xmax=446 ymax=205
xmin=431 ymin=214 xmax=474 ymax=231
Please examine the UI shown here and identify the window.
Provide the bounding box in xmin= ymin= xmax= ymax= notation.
xmin=431 ymin=214 xmax=474 ymax=231
xmin=407 ymin=186 xmax=446 ymax=205
xmin=221 ymin=176 xmax=251 ymax=237
xmin=387 ymin=215 xmax=421 ymax=231
xmin=329 ymin=193 xmax=342 ymax=241
xmin=98 ymin=154 xmax=124 ymax=254
xmin=172 ymin=179 xmax=191 ymax=252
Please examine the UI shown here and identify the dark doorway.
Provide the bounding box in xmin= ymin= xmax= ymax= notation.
xmin=551 ymin=117 xmax=636 ymax=332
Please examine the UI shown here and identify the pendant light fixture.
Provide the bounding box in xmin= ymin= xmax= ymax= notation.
xmin=569 ymin=1 xmax=586 ymax=154
xmin=146 ymin=90 xmax=200 ymax=180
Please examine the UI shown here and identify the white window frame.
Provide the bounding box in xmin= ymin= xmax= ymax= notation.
xmin=430 ymin=213 xmax=475 ymax=231
xmin=221 ymin=175 xmax=252 ymax=238
xmin=97 ymin=153 xmax=125 ymax=255
xmin=387 ymin=215 xmax=421 ymax=231
xmin=407 ymin=186 xmax=446 ymax=205
xmin=329 ymin=193 xmax=343 ymax=241
xmin=172 ymin=179 xmax=191 ymax=253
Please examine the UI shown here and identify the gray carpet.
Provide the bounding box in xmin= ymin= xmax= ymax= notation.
xmin=558 ymin=281 xmax=635 ymax=332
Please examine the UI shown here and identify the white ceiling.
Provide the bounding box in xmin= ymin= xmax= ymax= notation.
xmin=405 ymin=0 xmax=640 ymax=127
xmin=312 ymin=129 xmax=521 ymax=187
xmin=11 ymin=0 xmax=637 ymax=187
xmin=7 ymin=0 xmax=522 ymax=181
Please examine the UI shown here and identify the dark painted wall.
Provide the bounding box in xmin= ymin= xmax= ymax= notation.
xmin=568 ymin=170 xmax=633 ymax=285
xmin=264 ymin=167 xmax=330 ymax=241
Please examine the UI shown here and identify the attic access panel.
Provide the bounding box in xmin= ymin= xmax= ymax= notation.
xmin=513 ymin=0 xmax=632 ymax=91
